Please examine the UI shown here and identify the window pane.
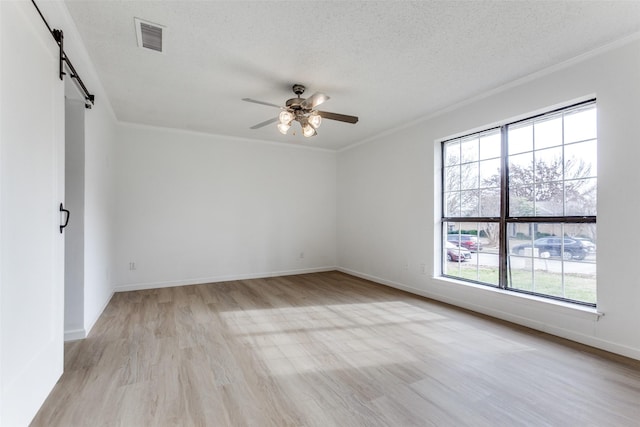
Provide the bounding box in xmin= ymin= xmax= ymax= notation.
xmin=444 ymin=222 xmax=499 ymax=286
xmin=534 ymin=147 xmax=563 ymax=183
xmin=460 ymin=137 xmax=479 ymax=163
xmin=445 ymin=192 xmax=461 ymax=217
xmin=564 ymin=262 xmax=596 ymax=304
xmin=479 ymin=158 xmax=500 ymax=188
xmin=564 ymin=106 xmax=597 ymax=143
xmin=479 ymin=188 xmax=500 ymax=217
xmin=479 ymin=131 xmax=501 ymax=160
xmin=507 ymin=223 xmax=596 ymax=304
xmin=460 ymin=190 xmax=479 ymax=217
xmin=509 ymin=152 xmax=535 ymax=216
xmin=566 ymin=222 xmax=597 ymax=265
xmin=534 ymin=115 xmax=562 ymax=150
xmin=535 ymin=182 xmax=564 ymax=216
xmin=565 ymin=178 xmax=597 ymax=216
xmin=509 ymin=152 xmax=533 ymax=187
xmin=508 ymin=123 xmax=533 ymax=155
xmin=510 ymin=185 xmax=534 ymax=216
xmin=444 ymin=165 xmax=460 ymax=192
xmin=444 ymin=141 xmax=460 ymax=166
xmin=565 ymin=140 xmax=597 ymax=179
xmin=460 ymin=163 xmax=479 ymax=190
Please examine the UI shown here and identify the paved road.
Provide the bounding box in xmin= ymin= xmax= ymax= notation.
xmin=471 ymin=250 xmax=596 ymax=275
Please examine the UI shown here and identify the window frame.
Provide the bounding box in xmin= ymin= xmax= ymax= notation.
xmin=441 ymin=99 xmax=597 ymax=307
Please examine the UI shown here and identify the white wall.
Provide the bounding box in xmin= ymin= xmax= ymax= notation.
xmin=114 ymin=124 xmax=337 ymax=290
xmin=338 ymin=36 xmax=640 ymax=360
xmin=64 ymin=98 xmax=85 ymax=338
xmin=82 ymin=90 xmax=116 ymax=335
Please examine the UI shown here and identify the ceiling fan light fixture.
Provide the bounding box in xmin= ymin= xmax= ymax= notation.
xmin=308 ymin=111 xmax=322 ymax=129
xmin=279 ymin=110 xmax=294 ymax=124
xmin=302 ymin=122 xmax=317 ymax=138
xmin=277 ymin=122 xmax=291 ymax=135
xmin=244 ymin=84 xmax=358 ymax=139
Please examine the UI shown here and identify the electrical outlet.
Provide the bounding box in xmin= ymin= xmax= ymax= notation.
xmin=129 ymin=262 xmax=136 ymax=271
xmin=403 ymin=262 xmax=409 ymax=271
xmin=299 ymin=251 xmax=305 ymax=259
xmin=420 ymin=263 xmax=426 ymax=275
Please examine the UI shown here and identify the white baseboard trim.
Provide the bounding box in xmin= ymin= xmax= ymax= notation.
xmin=337 ymin=267 xmax=640 ymax=361
xmin=84 ymin=289 xmax=115 ymax=338
xmin=65 ymin=289 xmax=115 ymax=342
xmin=64 ymin=328 xmax=86 ymax=342
xmin=114 ymin=266 xmax=337 ymax=293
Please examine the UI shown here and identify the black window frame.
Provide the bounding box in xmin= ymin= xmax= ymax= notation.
xmin=441 ymin=99 xmax=597 ymax=307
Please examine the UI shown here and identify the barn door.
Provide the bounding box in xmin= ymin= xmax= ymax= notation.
xmin=0 ymin=2 xmax=65 ymax=425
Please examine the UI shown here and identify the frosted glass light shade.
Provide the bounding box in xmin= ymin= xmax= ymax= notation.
xmin=277 ymin=122 xmax=291 ymax=134
xmin=302 ymin=122 xmax=317 ymax=137
xmin=279 ymin=110 xmax=294 ymax=124
xmin=308 ymin=112 xmax=322 ymax=129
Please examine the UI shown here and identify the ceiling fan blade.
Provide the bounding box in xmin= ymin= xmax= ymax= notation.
xmin=242 ymin=98 xmax=283 ymax=109
xmin=317 ymin=111 xmax=359 ymax=124
xmin=250 ymin=117 xmax=278 ymax=129
xmin=301 ymin=92 xmax=330 ymax=110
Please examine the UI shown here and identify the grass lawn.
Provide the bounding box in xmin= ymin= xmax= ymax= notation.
xmin=446 ymin=263 xmax=596 ymax=304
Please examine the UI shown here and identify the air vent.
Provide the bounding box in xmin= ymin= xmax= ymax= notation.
xmin=134 ymin=18 xmax=165 ymax=53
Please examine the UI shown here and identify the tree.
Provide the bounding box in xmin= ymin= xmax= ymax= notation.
xmin=446 ymin=156 xmax=596 ymax=246
xmin=482 ymin=157 xmax=595 ymax=217
xmin=484 ymin=157 xmax=596 ymax=242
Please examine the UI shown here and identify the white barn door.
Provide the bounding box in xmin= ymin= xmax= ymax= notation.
xmin=0 ymin=2 xmax=65 ymax=426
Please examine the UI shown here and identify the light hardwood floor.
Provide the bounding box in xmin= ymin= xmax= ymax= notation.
xmin=32 ymin=272 xmax=640 ymax=426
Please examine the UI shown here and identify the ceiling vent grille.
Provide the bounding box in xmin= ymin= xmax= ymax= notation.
xmin=134 ymin=18 xmax=165 ymax=53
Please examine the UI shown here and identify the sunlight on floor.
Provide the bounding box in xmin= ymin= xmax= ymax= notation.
xmin=221 ymin=300 xmax=530 ymax=376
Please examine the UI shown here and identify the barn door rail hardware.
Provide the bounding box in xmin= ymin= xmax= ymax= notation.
xmin=31 ymin=0 xmax=96 ymax=109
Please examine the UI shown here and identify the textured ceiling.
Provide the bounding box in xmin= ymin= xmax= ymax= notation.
xmin=64 ymin=1 xmax=640 ymax=150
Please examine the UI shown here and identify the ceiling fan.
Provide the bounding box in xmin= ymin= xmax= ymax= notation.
xmin=242 ymin=84 xmax=358 ymax=137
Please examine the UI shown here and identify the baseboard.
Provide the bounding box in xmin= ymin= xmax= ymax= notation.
xmin=114 ymin=266 xmax=337 ymax=292
xmin=64 ymin=328 xmax=86 ymax=342
xmin=64 ymin=289 xmax=115 ymax=342
xmin=337 ymin=267 xmax=640 ymax=361
xmin=84 ymin=288 xmax=115 ymax=338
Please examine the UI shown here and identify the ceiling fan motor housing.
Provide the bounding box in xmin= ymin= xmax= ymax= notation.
xmin=287 ymin=84 xmax=308 ymax=112
xmin=292 ymin=84 xmax=306 ymax=96
xmin=285 ymin=97 xmax=305 ymax=111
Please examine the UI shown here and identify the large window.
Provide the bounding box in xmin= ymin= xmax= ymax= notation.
xmin=442 ymin=101 xmax=597 ymax=306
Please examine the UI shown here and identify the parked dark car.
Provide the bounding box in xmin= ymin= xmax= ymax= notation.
xmin=447 ymin=234 xmax=483 ymax=252
xmin=574 ymin=237 xmax=596 ymax=253
xmin=446 ymin=242 xmax=472 ymax=262
xmin=511 ymin=237 xmax=588 ymax=260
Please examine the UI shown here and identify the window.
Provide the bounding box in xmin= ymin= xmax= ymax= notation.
xmin=441 ymin=101 xmax=597 ymax=306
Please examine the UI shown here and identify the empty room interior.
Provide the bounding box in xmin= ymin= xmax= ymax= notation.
xmin=2 ymin=1 xmax=640 ymax=426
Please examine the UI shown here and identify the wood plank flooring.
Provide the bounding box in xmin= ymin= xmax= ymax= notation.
xmin=31 ymin=272 xmax=640 ymax=426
